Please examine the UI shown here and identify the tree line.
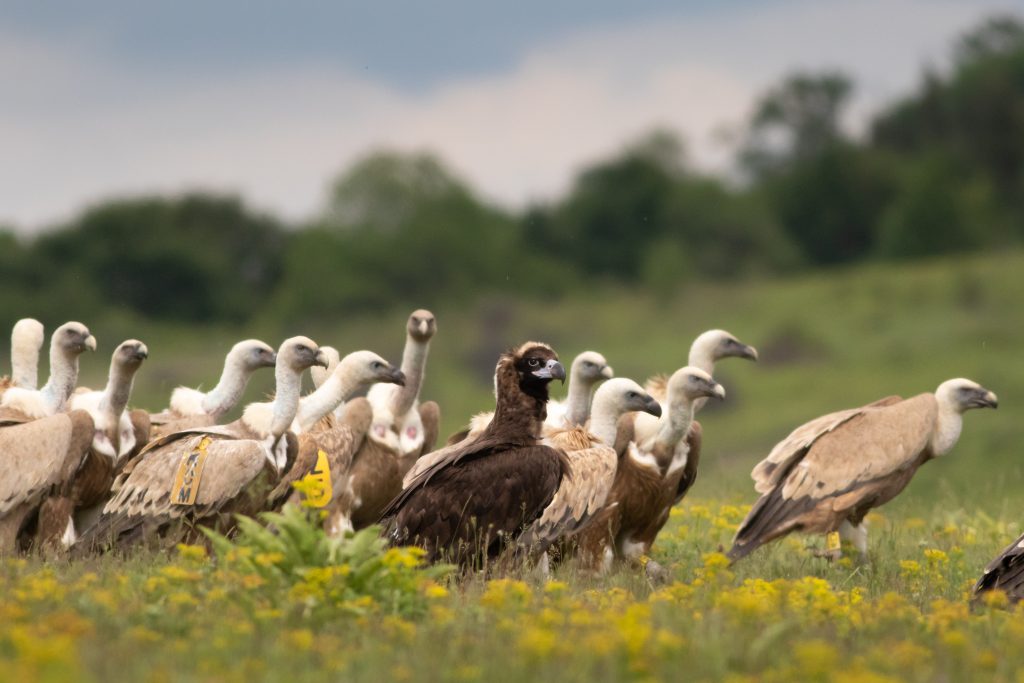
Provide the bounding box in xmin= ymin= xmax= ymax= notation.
xmin=2 ymin=16 xmax=1022 ymax=327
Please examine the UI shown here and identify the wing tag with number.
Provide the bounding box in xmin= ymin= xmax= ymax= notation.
xmin=171 ymin=436 xmax=212 ymax=506
xmin=299 ymin=449 xmax=332 ymax=508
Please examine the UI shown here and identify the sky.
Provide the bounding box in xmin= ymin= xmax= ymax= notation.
xmin=2 ymin=0 xmax=1022 ymax=232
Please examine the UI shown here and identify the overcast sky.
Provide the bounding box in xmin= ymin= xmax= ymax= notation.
xmin=2 ymin=0 xmax=1021 ymax=231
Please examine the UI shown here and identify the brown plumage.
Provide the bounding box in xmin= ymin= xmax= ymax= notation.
xmin=576 ymin=367 xmax=724 ymax=573
xmin=0 ymin=411 xmax=94 ymax=551
xmin=974 ymin=532 xmax=1024 ymax=604
xmin=73 ymin=336 xmax=328 ymax=554
xmin=729 ymin=379 xmax=998 ymax=562
xmin=381 ymin=342 xmax=569 ymax=568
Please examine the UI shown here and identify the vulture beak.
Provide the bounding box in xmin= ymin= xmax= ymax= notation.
xmin=705 ymin=381 xmax=726 ymax=401
xmin=418 ymin=320 xmax=429 ymax=336
xmin=265 ymin=352 xmax=278 ymax=366
xmin=600 ymin=364 xmax=615 ymax=380
xmin=533 ymin=359 xmax=566 ymax=383
xmin=313 ymin=349 xmax=330 ymax=369
xmin=387 ymin=366 xmax=407 ymax=386
xmin=740 ymin=344 xmax=759 ymax=362
xmin=973 ymin=388 xmax=998 ymax=409
xmin=84 ymin=335 xmax=97 ymax=352
xmin=643 ymin=396 xmax=662 ymax=418
xmin=133 ymin=344 xmax=149 ymax=361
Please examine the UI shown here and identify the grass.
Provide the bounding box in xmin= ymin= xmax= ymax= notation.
xmin=3 ymin=249 xmax=1024 ymax=681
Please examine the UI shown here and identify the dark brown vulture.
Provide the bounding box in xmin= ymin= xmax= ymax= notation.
xmin=381 ymin=342 xmax=569 ymax=569
xmin=728 ymin=378 xmax=998 ymax=562
xmin=974 ymin=532 xmax=1024 ymax=604
xmin=576 ymin=367 xmax=724 ymax=576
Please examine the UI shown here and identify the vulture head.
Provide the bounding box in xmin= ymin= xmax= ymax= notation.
xmin=667 ymin=366 xmax=726 ymax=405
xmin=407 ymin=309 xmax=437 ymax=343
xmin=572 ymin=351 xmax=614 ymax=384
xmin=112 ymin=339 xmax=149 ymax=370
xmin=503 ymin=342 xmax=565 ymax=403
xmin=594 ymin=378 xmax=661 ymax=418
xmin=694 ymin=329 xmax=759 ymax=364
xmin=54 ymin=321 xmax=97 ymax=358
xmin=278 ymin=336 xmax=329 ymax=373
xmin=937 ymin=378 xmax=998 ymax=413
xmin=338 ymin=350 xmax=406 ymax=389
xmin=310 ymin=345 xmax=341 ymax=389
xmin=232 ymin=339 xmax=277 ymax=371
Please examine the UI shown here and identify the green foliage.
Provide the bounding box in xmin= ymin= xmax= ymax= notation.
xmin=202 ymin=504 xmax=452 ymax=619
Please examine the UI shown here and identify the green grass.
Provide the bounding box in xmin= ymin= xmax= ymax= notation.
xmin=3 ymin=249 xmax=1024 ymax=681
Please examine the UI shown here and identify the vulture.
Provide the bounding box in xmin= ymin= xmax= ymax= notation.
xmin=310 ymin=346 xmax=341 ymax=389
xmin=74 ymin=337 xmax=328 ymax=554
xmin=974 ymin=532 xmax=1024 ymax=605
xmin=263 ymin=350 xmax=406 ymax=515
xmin=1 ymin=322 xmax=96 ymax=420
xmin=149 ymin=339 xmax=277 ymax=438
xmin=577 ymin=367 xmax=725 ymax=575
xmin=381 ymin=342 xmax=569 ymax=569
xmin=728 ymin=378 xmax=998 ymax=562
xmin=633 ymin=329 xmax=757 ymax=505
xmin=6 ymin=318 xmax=45 ymax=391
xmin=446 ymin=350 xmax=613 ymax=445
xmin=65 ymin=340 xmax=151 ymax=542
xmin=324 ymin=311 xmax=439 ymax=533
xmin=516 ymin=378 xmax=661 ymax=562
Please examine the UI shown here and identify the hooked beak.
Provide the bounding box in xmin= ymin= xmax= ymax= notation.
xmin=388 ymin=366 xmax=407 ymax=386
xmin=84 ymin=335 xmax=97 ymax=352
xmin=973 ymin=389 xmax=998 ymax=409
xmin=706 ymin=381 xmax=726 ymax=401
xmin=133 ymin=344 xmax=149 ymax=361
xmin=533 ymin=359 xmax=566 ymax=383
xmin=643 ymin=396 xmax=662 ymax=418
xmin=313 ymin=349 xmax=329 ymax=369
xmin=600 ymin=364 xmax=615 ymax=380
xmin=740 ymin=344 xmax=758 ymax=362
xmin=418 ymin=320 xmax=429 ymax=336
xmin=264 ymin=352 xmax=278 ymax=367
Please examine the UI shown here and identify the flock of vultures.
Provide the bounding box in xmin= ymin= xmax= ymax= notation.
xmin=0 ymin=312 xmax=1020 ymax=603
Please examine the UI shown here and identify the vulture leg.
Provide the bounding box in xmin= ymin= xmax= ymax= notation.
xmin=839 ymin=519 xmax=869 ymax=560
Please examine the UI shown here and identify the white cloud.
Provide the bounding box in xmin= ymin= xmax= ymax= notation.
xmin=0 ymin=0 xmax=1016 ymax=230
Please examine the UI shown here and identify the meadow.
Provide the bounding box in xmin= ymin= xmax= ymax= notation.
xmin=4 ymin=249 xmax=1024 ymax=682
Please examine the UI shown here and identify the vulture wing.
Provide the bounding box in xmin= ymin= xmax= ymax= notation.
xmin=751 ymin=395 xmax=903 ymax=494
xmin=975 ymin=533 xmax=1024 ymax=603
xmin=0 ymin=412 xmax=93 ymax=515
xmin=673 ymin=421 xmax=703 ymax=504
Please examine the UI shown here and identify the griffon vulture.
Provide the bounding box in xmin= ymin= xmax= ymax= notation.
xmin=381 ymin=342 xmax=569 ymax=569
xmin=324 ymin=311 xmax=439 ymax=533
xmin=577 ymin=367 xmax=725 ymax=575
xmin=728 ymin=379 xmax=998 ymax=562
xmin=6 ymin=318 xmax=45 ymax=391
xmin=1 ymin=322 xmax=96 ymax=420
xmin=516 ymin=378 xmax=661 ymax=560
xmin=74 ymin=337 xmax=328 ymax=554
xmin=148 ymin=339 xmax=277 ymax=438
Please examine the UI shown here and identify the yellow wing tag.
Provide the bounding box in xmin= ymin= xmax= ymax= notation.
xmin=826 ymin=531 xmax=842 ymax=552
xmin=299 ymin=449 xmax=332 ymax=508
xmin=171 ymin=436 xmax=212 ymax=506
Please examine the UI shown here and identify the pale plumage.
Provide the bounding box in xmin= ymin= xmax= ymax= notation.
xmin=729 ymin=379 xmax=998 ymax=562
xmin=1 ymin=322 xmax=96 ymax=419
xmin=9 ymin=318 xmax=45 ymax=390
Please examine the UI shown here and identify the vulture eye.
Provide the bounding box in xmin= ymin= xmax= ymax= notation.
xmin=372 ymin=361 xmax=383 ymax=369
xmin=583 ymin=361 xmax=594 ymax=368
xmin=527 ymin=358 xmax=540 ymax=368
xmin=626 ymin=391 xmax=638 ymax=399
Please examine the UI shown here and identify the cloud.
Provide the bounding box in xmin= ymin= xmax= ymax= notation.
xmin=0 ymin=0 xmax=1017 ymax=230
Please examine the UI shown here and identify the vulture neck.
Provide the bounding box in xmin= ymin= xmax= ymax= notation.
xmin=11 ymin=323 xmax=42 ymax=390
xmin=39 ymin=347 xmax=80 ymax=415
xmin=588 ymin=399 xmax=621 ymax=446
xmin=651 ymin=395 xmax=695 ymax=455
xmin=563 ymin=374 xmax=594 ymax=427
xmin=487 ymin=365 xmax=547 ymax=441
xmin=930 ymin=401 xmax=964 ymax=457
xmin=98 ymin=361 xmax=136 ymax=440
xmin=202 ymin=352 xmax=252 ymax=418
xmin=389 ymin=334 xmax=429 ymax=418
xmin=268 ymin=364 xmax=302 ymax=440
xmin=295 ymin=362 xmax=365 ymax=431
xmin=687 ymin=344 xmax=717 ymax=415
